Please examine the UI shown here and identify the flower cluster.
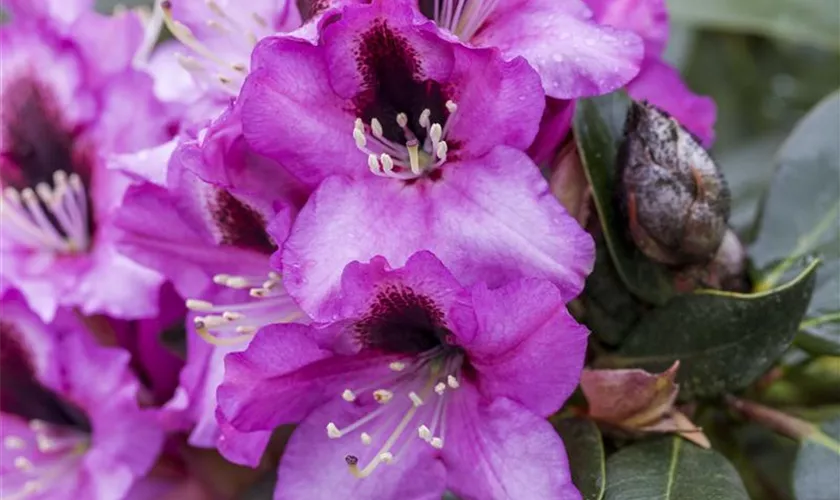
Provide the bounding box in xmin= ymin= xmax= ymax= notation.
xmin=0 ymin=0 xmax=713 ymax=498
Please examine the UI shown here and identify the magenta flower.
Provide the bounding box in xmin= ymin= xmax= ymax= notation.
xmin=405 ymin=0 xmax=644 ymax=99
xmin=0 ymin=5 xmax=175 ymax=320
xmin=0 ymin=293 xmax=164 ymax=499
xmin=241 ymin=0 xmax=594 ymax=318
xmin=114 ymin=106 xmax=305 ymax=455
xmin=585 ymin=0 xmax=716 ymax=143
xmin=218 ymin=251 xmax=588 ymax=498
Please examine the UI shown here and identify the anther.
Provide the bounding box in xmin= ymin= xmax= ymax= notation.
xmin=434 ymin=382 xmax=446 ymax=395
xmin=186 ymin=299 xmax=214 ymax=311
xmin=418 ymin=425 xmax=432 ymax=441
xmin=371 ymin=118 xmax=384 ymax=138
xmin=353 ymin=128 xmax=367 ymax=148
xmin=249 ymin=288 xmax=267 ymax=298
xmin=409 ymin=392 xmax=424 ymax=407
xmin=373 ymin=389 xmax=393 ymax=404
xmin=345 ymin=454 xmax=359 ymax=465
xmin=342 ymin=389 xmax=356 ymax=402
xmin=327 ymin=422 xmax=342 ymax=438
xmin=389 ymin=361 xmax=406 ymax=372
xmin=430 ymin=437 xmax=444 ymax=449
xmin=447 ymin=375 xmax=460 ymax=389
xmin=445 ymin=100 xmax=458 ymax=113
xmin=223 ymin=311 xmax=244 ymax=321
xmin=4 ymin=436 xmax=25 ymax=450
xmin=396 ymin=113 xmax=408 ymax=128
xmin=14 ymin=456 xmax=33 ymax=470
xmin=213 ymin=274 xmax=230 ymax=285
xmin=235 ymin=325 xmax=256 ymax=334
xmin=429 ymin=123 xmax=442 ymax=143
xmin=360 ymin=432 xmax=372 ymax=445
xmin=419 ymin=109 xmax=431 ymax=128
xmin=368 ymin=154 xmax=381 ymax=174
xmin=436 ymin=142 xmax=448 ymax=160
xmin=378 ymin=452 xmax=394 ymax=464
xmin=380 ymin=154 xmax=395 ymax=173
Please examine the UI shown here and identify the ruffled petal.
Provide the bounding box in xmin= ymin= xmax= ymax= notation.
xmin=241 ymin=36 xmax=357 ymax=187
xmin=476 ymin=0 xmax=643 ymax=98
xmin=627 ymin=60 xmax=717 ymax=146
xmin=472 ymin=0 xmax=644 ymax=99
xmin=273 ymin=398 xmax=446 ymax=500
xmin=443 ymin=386 xmax=580 ymax=500
xmin=283 ymin=147 xmax=594 ymax=319
xmin=586 ymin=0 xmax=669 ymax=57
xmin=454 ymin=279 xmax=588 ymax=416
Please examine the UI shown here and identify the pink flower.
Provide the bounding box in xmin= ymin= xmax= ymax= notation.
xmin=218 ymin=251 xmax=589 ymax=498
xmin=0 ymin=4 xmax=175 ymax=320
xmin=0 ymin=292 xmax=164 ymax=499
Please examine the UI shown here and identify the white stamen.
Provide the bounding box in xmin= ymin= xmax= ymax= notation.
xmin=445 ymin=100 xmax=458 ymax=113
xmin=429 ymin=123 xmax=442 ymax=143
xmin=378 ymin=452 xmax=394 ymax=464
xmin=235 ymin=326 xmax=257 ymax=334
xmin=327 ymin=422 xmax=342 ymax=438
xmin=430 ymin=437 xmax=444 ymax=449
xmin=368 ymin=154 xmax=381 ymax=175
xmin=186 ymin=299 xmax=214 ymax=311
xmin=434 ymin=382 xmax=447 ymax=395
xmin=353 ymin=128 xmax=367 ymax=148
xmin=371 ymin=118 xmax=384 ymax=138
xmin=396 ymin=113 xmax=408 ymax=128
xmin=419 ymin=109 xmax=431 ymax=128
xmin=342 ymin=389 xmax=357 ymax=402
xmin=4 ymin=436 xmax=25 ymax=450
xmin=380 ymin=154 xmax=395 ymax=173
xmin=360 ymin=432 xmax=372 ymax=445
xmin=389 ymin=361 xmax=406 ymax=372
xmin=213 ymin=273 xmax=230 ymax=285
xmin=14 ymin=456 xmax=33 ymax=470
xmin=418 ymin=425 xmax=432 ymax=441
xmin=223 ymin=311 xmax=244 ymax=321
xmin=409 ymin=392 xmax=424 ymax=407
xmin=373 ymin=389 xmax=393 ymax=404
xmin=447 ymin=375 xmax=460 ymax=389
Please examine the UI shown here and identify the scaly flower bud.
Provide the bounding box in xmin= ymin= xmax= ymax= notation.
xmin=617 ymin=101 xmax=730 ymax=266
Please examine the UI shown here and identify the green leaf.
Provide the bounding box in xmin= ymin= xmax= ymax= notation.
xmin=573 ymin=94 xmax=675 ymax=305
xmin=600 ymin=260 xmax=818 ymax=399
xmin=668 ymin=0 xmax=840 ymax=51
xmin=793 ymin=417 xmax=840 ymax=499
xmin=751 ymin=91 xmax=840 ymax=356
xmin=553 ymin=417 xmax=606 ymax=500
xmin=604 ymin=437 xmax=749 ymax=500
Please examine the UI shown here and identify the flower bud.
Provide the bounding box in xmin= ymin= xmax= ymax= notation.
xmin=549 ymin=141 xmax=591 ymax=227
xmin=617 ymin=101 xmax=730 ymax=266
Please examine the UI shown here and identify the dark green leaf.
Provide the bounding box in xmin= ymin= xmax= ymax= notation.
xmin=604 ymin=437 xmax=749 ymax=500
xmin=553 ymin=417 xmax=606 ymax=500
xmin=793 ymin=417 xmax=840 ymax=499
xmin=668 ymin=0 xmax=840 ymax=51
xmin=581 ymin=241 xmax=644 ymax=346
xmin=573 ymin=94 xmax=675 ymax=305
xmin=600 ymin=260 xmax=818 ymax=399
xmin=751 ymin=91 xmax=840 ymax=357
xmin=236 ymin=470 xmax=277 ymax=500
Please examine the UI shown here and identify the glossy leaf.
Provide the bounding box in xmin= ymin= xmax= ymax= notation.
xmin=669 ymin=0 xmax=840 ymax=51
xmin=751 ymin=91 xmax=840 ymax=356
xmin=574 ymin=94 xmax=675 ymax=305
xmin=793 ymin=417 xmax=840 ymax=499
xmin=600 ymin=260 xmax=818 ymax=399
xmin=553 ymin=417 xmax=606 ymax=500
xmin=604 ymin=437 xmax=749 ymax=500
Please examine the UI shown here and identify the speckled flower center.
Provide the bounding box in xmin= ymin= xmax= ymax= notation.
xmin=353 ymin=100 xmax=457 ymax=180
xmin=0 ymin=78 xmax=93 ymax=254
xmin=325 ymin=287 xmax=465 ymax=477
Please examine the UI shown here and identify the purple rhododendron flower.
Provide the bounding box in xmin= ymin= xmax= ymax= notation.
xmin=586 ymin=0 xmax=716 ymax=143
xmin=114 ymin=105 xmax=306 ymax=454
xmin=218 ymin=251 xmax=588 ymax=499
xmin=0 ymin=4 xmax=175 ymax=321
xmin=401 ymin=0 xmax=644 ymax=99
xmin=0 ymin=293 xmax=164 ymax=499
xmin=241 ymin=0 xmax=594 ymax=318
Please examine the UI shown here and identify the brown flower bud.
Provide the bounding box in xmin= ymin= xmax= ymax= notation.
xmin=617 ymin=101 xmax=730 ymax=266
xmin=549 ymin=141 xmax=591 ymax=228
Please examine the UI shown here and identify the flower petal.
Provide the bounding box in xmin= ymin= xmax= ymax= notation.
xmin=241 ymin=36 xmax=358 ymax=187
xmin=273 ymin=397 xmax=446 ymax=500
xmin=476 ymin=0 xmax=643 ymax=98
xmin=586 ymin=0 xmax=669 ymax=57
xmin=282 ymin=147 xmax=594 ymax=319
xmin=455 ymin=278 xmax=588 ymax=416
xmin=443 ymin=385 xmax=580 ymax=500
